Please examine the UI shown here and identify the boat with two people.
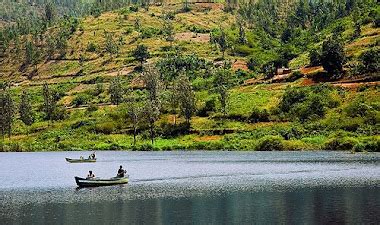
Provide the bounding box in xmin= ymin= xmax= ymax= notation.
xmin=75 ymin=165 xmax=128 ymax=187
xmin=66 ymin=152 xmax=96 ymax=163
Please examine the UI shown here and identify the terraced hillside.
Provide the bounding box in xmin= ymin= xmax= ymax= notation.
xmin=0 ymin=2 xmax=379 ymax=152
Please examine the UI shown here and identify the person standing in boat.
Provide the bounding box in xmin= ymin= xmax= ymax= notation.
xmin=87 ymin=171 xmax=95 ymax=179
xmin=117 ymin=165 xmax=126 ymax=177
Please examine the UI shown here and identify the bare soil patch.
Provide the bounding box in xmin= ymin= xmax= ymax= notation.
xmin=174 ymin=32 xmax=210 ymax=43
xmin=232 ymin=59 xmax=248 ymax=71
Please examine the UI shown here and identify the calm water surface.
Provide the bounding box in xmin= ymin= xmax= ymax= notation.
xmin=0 ymin=151 xmax=379 ymax=224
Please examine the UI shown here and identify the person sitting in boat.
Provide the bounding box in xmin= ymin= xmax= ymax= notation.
xmin=87 ymin=170 xmax=95 ymax=179
xmin=90 ymin=152 xmax=96 ymax=159
xmin=117 ymin=165 xmax=126 ymax=177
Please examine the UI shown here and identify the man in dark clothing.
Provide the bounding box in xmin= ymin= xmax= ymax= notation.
xmin=117 ymin=165 xmax=126 ymax=177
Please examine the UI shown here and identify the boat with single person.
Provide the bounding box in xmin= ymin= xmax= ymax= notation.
xmin=65 ymin=157 xmax=97 ymax=163
xmin=75 ymin=176 xmax=129 ymax=187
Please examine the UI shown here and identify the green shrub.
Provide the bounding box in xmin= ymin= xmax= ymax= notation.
xmin=353 ymin=138 xmax=380 ymax=152
xmin=255 ymin=136 xmax=284 ymax=151
xmin=234 ymin=45 xmax=253 ymax=56
xmin=188 ymin=25 xmax=209 ymax=33
xmin=87 ymin=103 xmax=98 ymax=112
xmin=248 ymin=107 xmax=270 ymax=123
xmin=129 ymin=5 xmax=139 ymax=12
xmin=279 ymin=88 xmax=308 ymax=113
xmin=72 ymin=93 xmax=91 ymax=106
xmin=247 ymin=57 xmax=260 ymax=71
xmin=94 ymin=122 xmax=115 ymax=134
xmin=86 ymin=42 xmax=98 ymax=52
xmin=359 ymin=48 xmax=380 ymax=73
xmin=192 ymin=77 xmax=212 ymax=91
xmin=140 ymin=27 xmax=161 ymax=39
xmin=197 ymin=98 xmax=216 ymax=117
xmin=309 ymin=48 xmax=321 ymax=66
xmin=158 ymin=122 xmax=190 ymax=138
xmin=139 ymin=143 xmax=160 ymax=151
xmin=71 ymin=120 xmax=93 ymax=129
xmin=52 ymin=106 xmax=69 ymax=121
xmin=292 ymin=94 xmax=326 ymax=121
xmin=324 ymin=137 xmax=359 ymax=151
xmin=345 ymin=97 xmax=373 ymax=118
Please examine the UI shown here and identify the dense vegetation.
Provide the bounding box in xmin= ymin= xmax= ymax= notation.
xmin=0 ymin=0 xmax=379 ymax=152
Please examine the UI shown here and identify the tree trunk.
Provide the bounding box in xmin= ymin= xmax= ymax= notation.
xmin=133 ymin=125 xmax=137 ymax=146
xmin=150 ymin=123 xmax=154 ymax=145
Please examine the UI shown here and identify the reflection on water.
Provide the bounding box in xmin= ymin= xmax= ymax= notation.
xmin=0 ymin=151 xmax=379 ymax=224
xmin=2 ymin=186 xmax=379 ymax=224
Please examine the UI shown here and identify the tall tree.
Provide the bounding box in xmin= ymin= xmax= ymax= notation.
xmin=19 ymin=90 xmax=34 ymax=126
xmin=237 ymin=18 xmax=247 ymax=44
xmin=321 ymin=38 xmax=345 ymax=76
xmin=182 ymin=0 xmax=190 ymax=12
xmin=109 ymin=75 xmax=123 ymax=105
xmin=125 ymin=95 xmax=141 ymax=146
xmin=0 ymin=89 xmax=14 ymax=139
xmin=45 ymin=1 xmax=56 ymax=23
xmin=174 ymin=74 xmax=195 ymax=125
xmin=104 ymin=31 xmax=119 ymax=58
xmin=25 ymin=40 xmax=40 ymax=70
xmin=142 ymin=66 xmax=162 ymax=144
xmin=215 ymin=29 xmax=228 ymax=58
xmin=42 ymin=83 xmax=56 ymax=121
xmin=213 ymin=66 xmax=232 ymax=116
xmin=132 ymin=44 xmax=149 ymax=68
xmin=163 ymin=19 xmax=175 ymax=46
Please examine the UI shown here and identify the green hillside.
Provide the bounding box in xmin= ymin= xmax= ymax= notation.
xmin=0 ymin=1 xmax=379 ymax=152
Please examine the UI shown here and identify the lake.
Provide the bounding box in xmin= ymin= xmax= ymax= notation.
xmin=0 ymin=151 xmax=379 ymax=224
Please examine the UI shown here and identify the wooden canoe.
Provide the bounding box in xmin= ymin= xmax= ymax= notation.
xmin=75 ymin=176 xmax=129 ymax=187
xmin=65 ymin=157 xmax=96 ymax=163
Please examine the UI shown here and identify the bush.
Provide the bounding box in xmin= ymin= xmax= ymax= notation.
xmin=87 ymin=103 xmax=98 ymax=112
xmin=279 ymin=88 xmax=308 ymax=113
xmin=359 ymin=48 xmax=380 ymax=73
xmin=52 ymin=106 xmax=68 ymax=121
xmin=140 ymin=27 xmax=161 ymax=39
xmin=345 ymin=97 xmax=373 ymax=118
xmin=248 ymin=107 xmax=270 ymax=123
xmin=286 ymin=71 xmax=304 ymax=82
xmin=158 ymin=122 xmax=190 ymax=138
xmin=292 ymin=94 xmax=326 ymax=121
xmin=94 ymin=122 xmax=115 ymax=134
xmin=255 ymin=136 xmax=284 ymax=151
xmin=247 ymin=57 xmax=260 ymax=71
xmin=188 ymin=25 xmax=209 ymax=33
xmin=374 ymin=14 xmax=380 ymax=28
xmin=197 ymin=98 xmax=216 ymax=117
xmin=164 ymin=11 xmax=175 ymax=20
xmin=86 ymin=42 xmax=98 ymax=52
xmin=353 ymin=138 xmax=380 ymax=152
xmin=234 ymin=45 xmax=253 ymax=56
xmin=71 ymin=120 xmax=92 ymax=129
xmin=309 ymin=48 xmax=321 ymax=66
xmin=324 ymin=137 xmax=359 ymax=151
xmin=192 ymin=77 xmax=212 ymax=91
xmin=138 ymin=143 xmax=161 ymax=151
xmin=72 ymin=93 xmax=91 ymax=106
xmin=129 ymin=5 xmax=139 ymax=12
